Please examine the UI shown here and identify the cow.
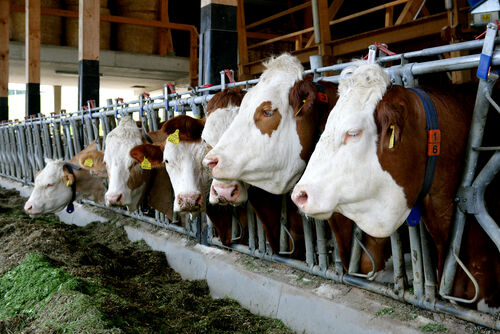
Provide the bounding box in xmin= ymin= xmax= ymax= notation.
xmin=202 ymin=53 xmax=389 ymax=269
xmin=77 ymin=116 xmax=173 ymax=220
xmin=291 ymin=61 xmax=500 ymax=310
xmin=24 ymin=141 xmax=106 ymax=216
xmin=129 ymin=114 xmax=247 ymax=246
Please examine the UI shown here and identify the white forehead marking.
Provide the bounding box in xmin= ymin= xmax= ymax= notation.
xmin=36 ymin=159 xmax=65 ymax=185
xmin=104 ymin=116 xmax=142 ymax=166
xmin=202 ymin=104 xmax=240 ymax=147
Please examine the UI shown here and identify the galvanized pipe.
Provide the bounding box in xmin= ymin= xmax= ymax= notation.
xmin=311 ymin=0 xmax=321 ymax=44
xmin=408 ymin=225 xmax=424 ymax=302
xmin=302 ymin=216 xmax=315 ymax=269
xmin=315 ymin=219 xmax=328 ymax=272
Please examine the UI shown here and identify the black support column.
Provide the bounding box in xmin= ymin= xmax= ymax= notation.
xmin=200 ymin=0 xmax=238 ymax=86
xmin=0 ymin=0 xmax=8 ymax=121
xmin=78 ymin=0 xmax=100 ymax=109
xmin=26 ymin=0 xmax=41 ymax=117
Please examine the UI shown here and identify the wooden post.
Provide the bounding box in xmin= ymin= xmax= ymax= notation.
xmin=385 ymin=6 xmax=394 ymax=27
xmin=53 ymin=85 xmax=61 ymax=113
xmin=317 ymin=0 xmax=332 ymax=58
xmin=237 ymin=0 xmax=249 ymax=80
xmin=0 ymin=0 xmax=9 ymax=121
xmin=78 ymin=0 xmax=100 ymax=109
xmin=26 ymin=0 xmax=40 ymax=117
xmin=159 ymin=0 xmax=174 ymax=56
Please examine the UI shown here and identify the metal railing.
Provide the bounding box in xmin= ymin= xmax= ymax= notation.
xmin=1 ymin=27 xmax=499 ymax=330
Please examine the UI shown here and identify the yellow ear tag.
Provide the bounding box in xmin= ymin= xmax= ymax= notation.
xmin=295 ymin=99 xmax=307 ymax=117
xmin=193 ymin=115 xmax=201 ymax=119
xmin=66 ymin=180 xmax=71 ymax=187
xmin=388 ymin=125 xmax=395 ymax=149
xmin=83 ymin=158 xmax=93 ymax=168
xmin=140 ymin=157 xmax=152 ymax=170
xmin=167 ymin=129 xmax=180 ymax=145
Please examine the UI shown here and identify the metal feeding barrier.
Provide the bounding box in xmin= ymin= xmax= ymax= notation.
xmin=1 ymin=23 xmax=499 ymax=330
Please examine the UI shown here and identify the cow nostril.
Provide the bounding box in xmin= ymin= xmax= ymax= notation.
xmin=212 ymin=186 xmax=218 ymax=196
xmin=195 ymin=194 xmax=203 ymax=206
xmin=231 ymin=186 xmax=238 ymax=198
xmin=204 ymin=156 xmax=219 ymax=169
xmin=117 ymin=194 xmax=123 ymax=203
xmin=25 ymin=204 xmax=33 ymax=212
xmin=294 ymin=191 xmax=308 ymax=206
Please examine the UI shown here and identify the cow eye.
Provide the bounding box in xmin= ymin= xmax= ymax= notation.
xmin=263 ymin=109 xmax=274 ymax=117
xmin=164 ymin=159 xmax=169 ymax=164
xmin=344 ymin=129 xmax=363 ymax=144
xmin=46 ymin=183 xmax=54 ymax=188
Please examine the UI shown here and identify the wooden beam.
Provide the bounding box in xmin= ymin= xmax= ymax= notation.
xmin=331 ymin=13 xmax=447 ymax=56
xmin=79 ymin=0 xmax=99 ymax=61
xmin=385 ymin=6 xmax=394 ymax=27
xmin=248 ymin=27 xmax=314 ymax=49
xmin=395 ymin=0 xmax=425 ymax=25
xmin=10 ymin=6 xmax=198 ymax=34
xmin=330 ymin=0 xmax=408 ymax=26
xmin=26 ymin=0 xmax=40 ymax=85
xmin=318 ymin=0 xmax=331 ymax=56
xmin=328 ymin=0 xmax=344 ymax=20
xmin=159 ymin=0 xmax=174 ymax=56
xmin=237 ymin=0 xmax=249 ymax=80
xmin=26 ymin=0 xmax=40 ymax=117
xmin=246 ymin=1 xmax=310 ymax=29
xmin=0 ymin=0 xmax=8 ymax=120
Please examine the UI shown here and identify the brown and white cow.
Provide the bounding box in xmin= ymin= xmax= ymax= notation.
xmin=24 ymin=141 xmax=106 ymax=216
xmin=292 ymin=62 xmax=500 ymax=309
xmin=202 ymin=54 xmax=389 ymax=266
xmin=130 ymin=115 xmax=246 ymax=246
xmin=77 ymin=116 xmax=173 ymax=219
xmin=202 ymin=88 xmax=249 ymax=205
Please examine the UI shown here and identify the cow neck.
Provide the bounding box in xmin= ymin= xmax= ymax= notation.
xmin=406 ymin=88 xmax=441 ymax=226
xmin=63 ymin=162 xmax=80 ymax=214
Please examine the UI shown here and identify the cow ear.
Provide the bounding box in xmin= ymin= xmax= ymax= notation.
xmin=78 ymin=150 xmax=105 ymax=171
xmin=62 ymin=166 xmax=75 ymax=187
xmin=375 ymin=99 xmax=405 ymax=151
xmin=130 ymin=144 xmax=164 ymax=167
xmin=289 ymin=75 xmax=316 ymax=118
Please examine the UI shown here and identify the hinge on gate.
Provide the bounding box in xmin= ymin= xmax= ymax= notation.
xmin=456 ymin=186 xmax=479 ymax=214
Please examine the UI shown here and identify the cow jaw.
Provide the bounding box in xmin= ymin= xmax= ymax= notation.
xmin=293 ymin=62 xmax=410 ymax=238
xmin=25 ymin=160 xmax=72 ymax=216
xmin=207 ymin=55 xmax=306 ymax=194
xmin=164 ymin=140 xmax=210 ymax=212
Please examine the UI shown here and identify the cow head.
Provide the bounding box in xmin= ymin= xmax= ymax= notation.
xmin=204 ymin=53 xmax=318 ymax=194
xmin=79 ymin=117 xmax=146 ymax=210
xmin=24 ymin=159 xmax=75 ymax=216
xmin=130 ymin=115 xmax=209 ymax=212
xmin=202 ymin=88 xmax=248 ymax=205
xmin=292 ymin=62 xmax=410 ymax=238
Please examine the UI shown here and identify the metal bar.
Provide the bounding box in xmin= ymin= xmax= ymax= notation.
xmin=440 ymin=25 xmax=499 ymax=297
xmin=52 ymin=119 xmax=63 ymax=159
xmin=302 ymin=216 xmax=315 ymax=269
xmin=390 ymin=230 xmax=406 ymax=297
xmin=256 ymin=216 xmax=266 ymax=256
xmin=419 ymin=222 xmax=436 ymax=306
xmin=348 ymin=226 xmax=362 ymax=274
xmin=408 ymin=225 xmax=424 ymax=302
xmin=247 ymin=203 xmax=256 ymax=253
xmin=315 ymin=219 xmax=328 ymax=272
xmin=62 ymin=120 xmax=75 ymax=158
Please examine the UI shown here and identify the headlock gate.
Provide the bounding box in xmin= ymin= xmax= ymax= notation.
xmin=1 ymin=23 xmax=500 ymax=330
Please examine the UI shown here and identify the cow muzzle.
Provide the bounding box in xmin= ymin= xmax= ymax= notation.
xmin=105 ymin=193 xmax=124 ymax=206
xmin=177 ymin=193 xmax=203 ymax=212
xmin=211 ymin=183 xmax=242 ymax=205
xmin=291 ymin=185 xmax=334 ymax=220
xmin=24 ymin=201 xmax=41 ymax=216
xmin=203 ymin=155 xmax=218 ymax=170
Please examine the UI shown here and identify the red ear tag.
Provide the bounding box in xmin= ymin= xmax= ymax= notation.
xmin=317 ymin=92 xmax=328 ymax=103
xmin=427 ymin=129 xmax=441 ymax=156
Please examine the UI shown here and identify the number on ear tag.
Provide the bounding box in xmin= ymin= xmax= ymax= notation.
xmin=83 ymin=158 xmax=94 ymax=168
xmin=388 ymin=125 xmax=395 ymax=149
xmin=167 ymin=129 xmax=180 ymax=145
xmin=141 ymin=157 xmax=152 ymax=170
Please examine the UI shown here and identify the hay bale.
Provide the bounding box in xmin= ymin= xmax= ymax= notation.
xmin=64 ymin=6 xmax=111 ymax=50
xmin=116 ymin=10 xmax=158 ymax=54
xmin=10 ymin=0 xmax=63 ymax=45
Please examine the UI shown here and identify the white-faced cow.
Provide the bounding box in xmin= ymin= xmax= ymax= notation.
xmin=130 ymin=114 xmax=246 ymax=246
xmin=78 ymin=116 xmax=173 ymax=219
xmin=292 ymin=61 xmax=500 ymax=309
xmin=24 ymin=141 xmax=106 ymax=216
xmin=202 ymin=54 xmax=386 ymax=265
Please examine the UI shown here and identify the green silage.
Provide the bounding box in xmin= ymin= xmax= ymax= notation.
xmin=0 ymin=253 xmax=80 ymax=319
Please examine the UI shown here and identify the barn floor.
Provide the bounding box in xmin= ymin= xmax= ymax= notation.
xmin=0 ymin=181 xmax=498 ymax=334
xmin=0 ymin=187 xmax=292 ymax=333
